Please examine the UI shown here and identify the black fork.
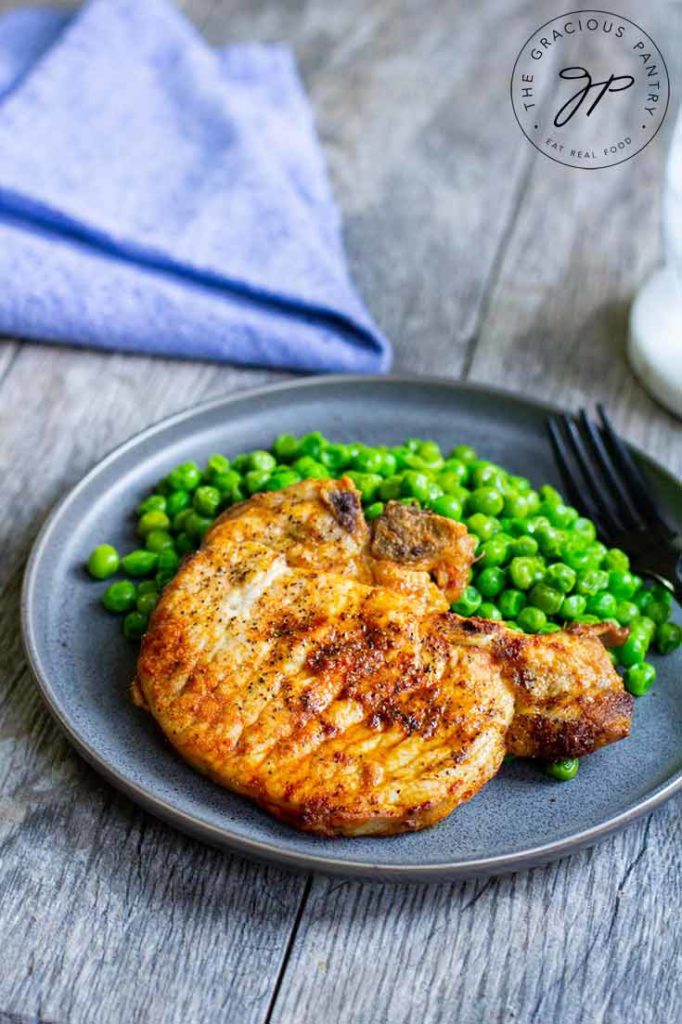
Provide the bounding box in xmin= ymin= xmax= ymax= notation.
xmin=547 ymin=404 xmax=682 ymax=603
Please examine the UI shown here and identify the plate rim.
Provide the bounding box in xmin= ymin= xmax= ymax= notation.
xmin=21 ymin=373 xmax=682 ymax=880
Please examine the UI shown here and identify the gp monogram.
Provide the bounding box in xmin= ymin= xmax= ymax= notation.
xmin=510 ymin=11 xmax=669 ymax=169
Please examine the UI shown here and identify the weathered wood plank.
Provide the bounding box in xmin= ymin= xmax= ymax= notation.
xmin=271 ymin=801 xmax=682 ymax=1024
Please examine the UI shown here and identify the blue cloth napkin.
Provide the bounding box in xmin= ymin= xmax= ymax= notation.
xmin=0 ymin=0 xmax=390 ymax=372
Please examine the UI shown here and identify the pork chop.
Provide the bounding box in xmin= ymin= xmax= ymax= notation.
xmin=136 ymin=477 xmax=632 ymax=836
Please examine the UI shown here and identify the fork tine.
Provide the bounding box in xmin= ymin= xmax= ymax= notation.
xmin=547 ymin=416 xmax=609 ymax=534
xmin=560 ymin=415 xmax=625 ymax=536
xmin=577 ymin=410 xmax=643 ymax=530
xmin=597 ymin=404 xmax=673 ymax=535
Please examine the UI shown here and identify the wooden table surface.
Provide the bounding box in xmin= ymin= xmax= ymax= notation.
xmin=1 ymin=1 xmax=681 ymax=1021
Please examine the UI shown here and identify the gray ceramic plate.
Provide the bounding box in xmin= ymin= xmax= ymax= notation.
xmin=22 ymin=376 xmax=682 ymax=881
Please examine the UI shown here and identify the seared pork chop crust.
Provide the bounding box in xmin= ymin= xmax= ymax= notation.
xmin=136 ymin=478 xmax=632 ymax=836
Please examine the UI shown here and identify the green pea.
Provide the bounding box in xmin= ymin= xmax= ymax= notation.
xmin=510 ymin=535 xmax=539 ymax=558
xmin=157 ymin=549 xmax=180 ymax=574
xmin=572 ymin=517 xmax=597 ymax=542
xmin=539 ymin=485 xmax=564 ymax=506
xmin=547 ymin=503 xmax=579 ymax=529
xmin=466 ymin=514 xmax=500 ymax=541
xmin=166 ymin=490 xmax=191 ymax=518
xmin=351 ymin=448 xmax=384 ymax=475
xmin=656 ymin=622 xmax=682 ymax=655
xmin=318 ymin=444 xmax=350 ymax=471
xmin=642 ymin=599 xmax=669 ymax=626
xmin=438 ymin=471 xmax=468 ymax=496
xmin=545 ymin=758 xmax=579 ymax=781
xmin=576 ymin=569 xmax=609 ymax=596
xmin=345 ymin=472 xmax=382 ymax=503
xmin=524 ymin=491 xmax=541 ymax=515
xmin=467 ymin=486 xmax=504 ymax=517
xmin=617 ymin=634 xmax=648 ymax=667
xmin=145 ymin=530 xmax=175 ymax=553
xmin=401 ymin=471 xmax=441 ymax=503
xmin=615 ymin=600 xmax=639 ymax=626
xmin=526 ymin=515 xmax=551 ymax=537
xmin=175 ymin=532 xmax=194 ymax=555
xmin=121 ymin=549 xmax=158 ymax=577
xmin=136 ymin=591 xmax=158 ymax=617
xmin=439 ymin=458 xmax=469 ymax=485
xmin=379 ymin=476 xmax=403 ymax=501
xmin=478 ymin=536 xmax=509 ymax=567
xmin=470 ymin=465 xmax=506 ymax=491
xmin=376 ymin=451 xmax=398 ymax=477
xmin=172 ymin=509 xmax=193 ymax=533
xmin=584 ymin=541 xmax=607 ymax=567
xmin=137 ymin=580 xmax=158 ymax=596
xmin=155 ymin=569 xmax=176 ymax=590
xmin=535 ymin=525 xmax=565 ymax=559
xmin=247 ymin=450 xmax=277 ymax=473
xmin=102 ymin=579 xmax=137 ymax=614
xmin=506 ymin=622 xmax=524 ymax=632
xmin=273 ymin=433 xmax=299 ymax=462
xmin=429 ymin=495 xmax=463 ymax=520
xmin=544 ymin=563 xmax=577 ymax=594
xmin=137 ymin=494 xmax=167 ymax=516
xmin=167 ymin=461 xmax=202 ymax=492
xmin=204 ymin=453 xmax=231 ymax=481
xmin=451 ymin=586 xmax=482 ymax=616
xmin=560 ymin=594 xmax=587 ymax=619
xmin=245 ymin=468 xmax=271 ymax=494
xmin=498 ymin=588 xmax=526 ymax=619
xmin=502 ymin=492 xmax=529 ymax=519
xmin=507 ymin=475 xmax=532 ymax=493
xmin=264 ymin=470 xmax=302 ymax=491
xmin=518 ymin=606 xmax=547 ymax=633
xmin=651 ymin=583 xmax=673 ymax=609
xmin=629 ymin=615 xmax=656 ymax=641
xmin=478 ymin=602 xmax=503 ymax=621
xmin=364 ymin=501 xmax=385 ymax=521
xmin=477 ymin=567 xmax=506 ymax=598
xmin=604 ymin=548 xmax=629 ymax=571
xmin=193 ymin=485 xmax=222 ymax=517
xmin=584 ymin=591 xmax=616 ymax=619
xmin=297 ymin=460 xmax=331 ymax=480
xmin=608 ymin=569 xmax=637 ymax=600
xmin=561 ymin=537 xmax=592 ymax=573
xmin=137 ymin=510 xmax=171 ymax=536
xmin=86 ymin=544 xmax=120 ymax=580
xmin=538 ymin=623 xmax=561 ymax=634
xmin=417 ymin=440 xmax=443 ymax=465
xmin=298 ymin=432 xmax=326 ymax=459
xmin=231 ymin=454 xmax=249 ymax=473
xmin=122 ymin=610 xmax=148 ymax=641
xmin=529 ymin=583 xmax=564 ymax=615
xmin=509 ymin=556 xmax=540 ymax=591
xmin=625 ymin=663 xmax=656 ymax=697
xmin=450 ymin=444 xmax=477 ymax=464
xmin=185 ymin=512 xmax=213 ymax=539
xmin=212 ymin=469 xmax=243 ymax=494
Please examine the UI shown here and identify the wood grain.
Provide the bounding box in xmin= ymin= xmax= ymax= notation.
xmin=0 ymin=0 xmax=680 ymax=1021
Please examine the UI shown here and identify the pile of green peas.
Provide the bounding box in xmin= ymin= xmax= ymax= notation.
xmin=86 ymin=433 xmax=681 ymax=782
